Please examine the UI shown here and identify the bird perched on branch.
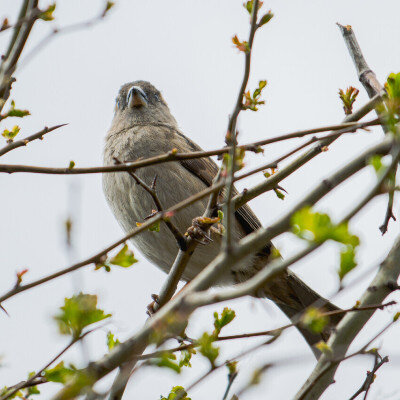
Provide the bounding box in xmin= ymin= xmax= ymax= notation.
xmin=103 ymin=80 xmax=341 ymax=356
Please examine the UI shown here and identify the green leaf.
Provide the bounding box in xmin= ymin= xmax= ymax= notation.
xmin=3 ymin=100 xmax=30 ymax=119
xmin=338 ymin=245 xmax=357 ymax=281
xmin=198 ymin=332 xmax=219 ymax=367
xmin=291 ymin=207 xmax=359 ymax=246
xmin=259 ymin=10 xmax=274 ymax=26
xmin=243 ymin=0 xmax=264 ymax=15
xmin=273 ymin=188 xmax=285 ymax=200
xmin=2 ymin=125 xmax=20 ymax=141
xmin=68 ymin=160 xmax=75 ymax=169
xmin=103 ymin=1 xmax=115 ymax=15
xmin=44 ymin=361 xmax=76 ymax=384
xmin=39 ymin=4 xmax=56 ymax=21
xmin=227 ymin=360 xmax=238 ymax=376
xmin=232 ymin=35 xmax=250 ymax=53
xmin=110 ymin=244 xmax=138 ymax=267
xmin=384 ymin=72 xmax=400 ymax=132
xmin=152 ymin=352 xmax=181 ymax=373
xmin=25 ymin=372 xmax=40 ymax=396
xmin=160 ymin=386 xmax=191 ymax=400
xmin=315 ymin=340 xmax=332 ymax=356
xmin=243 ymin=80 xmax=268 ymax=111
xmin=179 ymin=348 xmax=196 ymax=368
xmin=338 ymin=86 xmax=359 ymax=115
xmin=217 ymin=210 xmax=224 ymax=222
xmin=106 ymin=331 xmax=120 ymax=350
xmin=213 ymin=307 xmax=236 ymax=336
xmin=301 ymin=307 xmax=329 ymax=334
xmin=149 ymin=220 xmax=161 ymax=232
xmin=0 ymin=387 xmax=22 ymax=399
xmin=54 ymin=293 xmax=111 ymax=338
xmin=393 ymin=312 xmax=400 ymax=322
xmin=369 ymin=155 xmax=384 ymax=175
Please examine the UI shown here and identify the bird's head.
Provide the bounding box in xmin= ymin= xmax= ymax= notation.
xmin=111 ymin=81 xmax=177 ymax=129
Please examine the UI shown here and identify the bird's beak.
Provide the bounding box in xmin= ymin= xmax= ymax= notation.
xmin=127 ymin=86 xmax=148 ymax=108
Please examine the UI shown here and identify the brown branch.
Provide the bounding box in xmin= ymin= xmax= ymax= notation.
xmin=0 ymin=124 xmax=67 ymax=157
xmin=0 ymin=328 xmax=96 ymax=400
xmin=0 ymin=119 xmax=379 ymax=175
xmin=337 ymin=23 xmax=385 ymax=100
xmin=0 ymin=98 xmax=385 ymax=308
xmin=0 ymin=8 xmax=42 ymax=34
xmin=224 ymin=0 xmax=261 ymax=249
xmin=0 ymin=0 xmax=39 ymax=113
xmin=19 ymin=5 xmax=114 ymax=70
xmin=348 ymin=351 xmax=389 ymax=400
xmin=132 ymin=301 xmax=396 ymax=362
xmin=233 ymin=93 xmax=384 ymax=209
xmin=337 ymin=23 xmax=397 ymax=236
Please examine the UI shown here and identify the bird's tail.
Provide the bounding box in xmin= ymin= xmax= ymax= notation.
xmin=256 ymin=269 xmax=342 ymax=358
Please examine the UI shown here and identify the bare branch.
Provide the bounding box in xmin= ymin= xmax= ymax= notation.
xmin=233 ymin=92 xmax=384 ymax=209
xmin=337 ymin=23 xmax=385 ymax=99
xmin=294 ymin=225 xmax=400 ymax=399
xmin=337 ymin=23 xmax=397 ymax=235
xmin=0 ymin=0 xmax=39 ymax=113
xmin=0 ymin=119 xmax=379 ymax=175
xmin=348 ymin=351 xmax=389 ymax=400
xmin=224 ymin=0 xmax=261 ymax=249
xmin=50 ymin=137 xmax=394 ymax=400
xmin=0 ymin=124 xmax=67 ymax=157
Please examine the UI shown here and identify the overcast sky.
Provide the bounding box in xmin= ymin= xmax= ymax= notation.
xmin=1 ymin=1 xmax=400 ymax=399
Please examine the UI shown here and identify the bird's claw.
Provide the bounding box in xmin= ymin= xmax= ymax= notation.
xmin=146 ymin=293 xmax=160 ymax=317
xmin=186 ymin=217 xmax=214 ymax=245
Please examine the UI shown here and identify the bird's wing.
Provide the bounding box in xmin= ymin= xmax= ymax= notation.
xmin=174 ymin=130 xmax=265 ymax=237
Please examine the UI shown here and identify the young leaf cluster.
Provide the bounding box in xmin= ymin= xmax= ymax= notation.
xmin=243 ymin=80 xmax=267 ymax=111
xmin=301 ymin=307 xmax=329 ymax=334
xmin=95 ymin=243 xmax=138 ymax=272
xmin=160 ymin=386 xmax=191 ymax=400
xmin=291 ymin=207 xmax=360 ymax=280
xmin=338 ymin=86 xmax=359 ymax=115
xmin=54 ymin=293 xmax=111 ymax=338
xmin=384 ymin=72 xmax=400 ymax=133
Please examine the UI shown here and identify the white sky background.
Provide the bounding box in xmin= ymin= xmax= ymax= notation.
xmin=1 ymin=0 xmax=400 ymax=399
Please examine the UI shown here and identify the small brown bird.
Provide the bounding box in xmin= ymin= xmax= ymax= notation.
xmin=103 ymin=81 xmax=340 ymax=356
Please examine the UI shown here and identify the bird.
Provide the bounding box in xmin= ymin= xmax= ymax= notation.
xmin=103 ymin=80 xmax=341 ymax=356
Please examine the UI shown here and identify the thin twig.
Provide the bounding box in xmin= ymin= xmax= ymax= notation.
xmin=50 ymin=137 xmax=392 ymax=400
xmin=0 ymin=119 xmax=379 ymax=175
xmin=337 ymin=22 xmax=397 ymax=235
xmin=19 ymin=6 xmax=113 ymax=70
xmin=0 ymin=124 xmax=67 ymax=157
xmin=348 ymin=351 xmax=389 ymax=400
xmin=0 ymin=102 xmax=386 ymax=308
xmin=0 ymin=0 xmax=39 ymax=113
xmin=222 ymin=370 xmax=238 ymax=400
xmin=224 ymin=0 xmax=260 ymax=249
xmin=0 ymin=328 xmax=96 ymax=400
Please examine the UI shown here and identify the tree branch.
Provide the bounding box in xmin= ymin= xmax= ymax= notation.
xmin=0 ymin=119 xmax=378 ymax=175
xmin=0 ymin=0 xmax=39 ymax=113
xmin=337 ymin=23 xmax=397 ymax=235
xmin=294 ymin=230 xmax=400 ymax=399
xmin=50 ymin=137 xmax=394 ymax=400
xmin=0 ymin=124 xmax=66 ymax=157
xmin=233 ymin=92 xmax=384 ymax=209
xmin=224 ymin=0 xmax=260 ymax=249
